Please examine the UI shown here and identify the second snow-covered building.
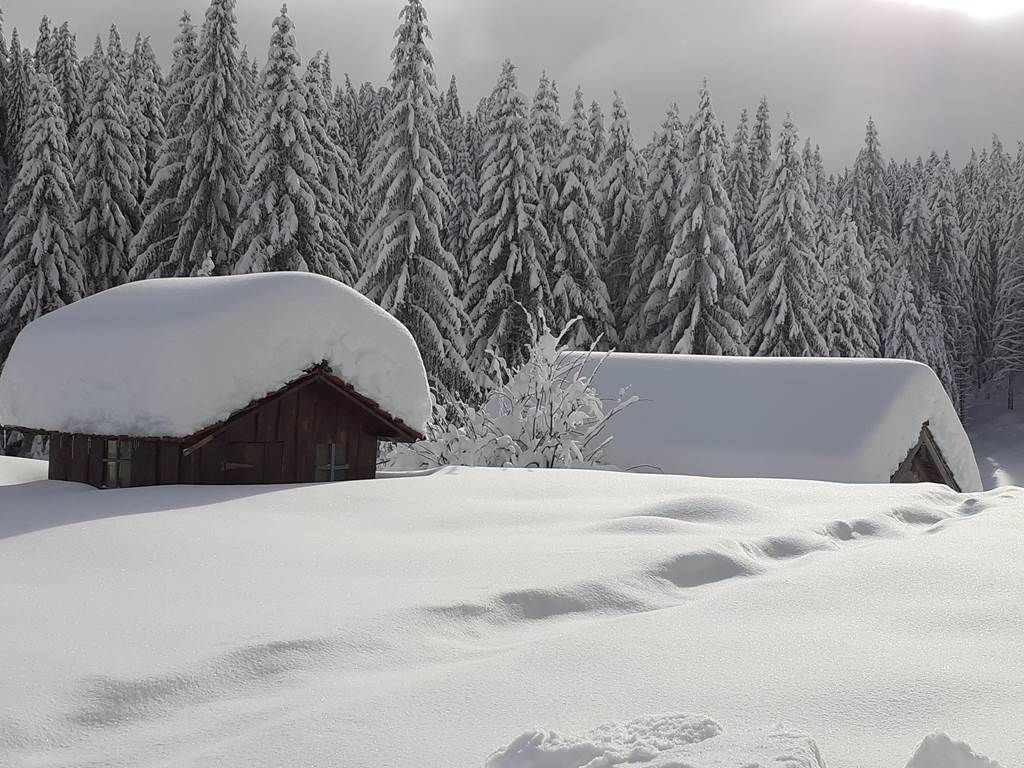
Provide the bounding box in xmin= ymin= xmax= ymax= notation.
xmin=571 ymin=352 xmax=982 ymax=492
xmin=0 ymin=273 xmax=430 ymax=488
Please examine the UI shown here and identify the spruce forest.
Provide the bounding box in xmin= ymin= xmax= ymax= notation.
xmin=1 ymin=0 xmax=1022 ymax=422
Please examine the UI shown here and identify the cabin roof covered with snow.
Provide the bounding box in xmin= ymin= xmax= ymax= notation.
xmin=571 ymin=352 xmax=982 ymax=492
xmin=0 ymin=273 xmax=432 ymax=438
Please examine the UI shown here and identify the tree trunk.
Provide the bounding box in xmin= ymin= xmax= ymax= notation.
xmin=1010 ymin=373 xmax=1016 ymax=411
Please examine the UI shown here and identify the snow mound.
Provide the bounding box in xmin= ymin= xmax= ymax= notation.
xmin=570 ymin=352 xmax=982 ymax=492
xmin=486 ymin=714 xmax=826 ymax=768
xmin=0 ymin=456 xmax=47 ymax=486
xmin=0 ymin=273 xmax=431 ymax=437
xmin=906 ymin=733 xmax=1002 ymax=768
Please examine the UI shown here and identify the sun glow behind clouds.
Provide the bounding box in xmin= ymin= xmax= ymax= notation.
xmin=884 ymin=0 xmax=1024 ymax=20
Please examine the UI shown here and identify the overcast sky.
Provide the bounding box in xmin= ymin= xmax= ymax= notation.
xmin=5 ymin=0 xmax=1024 ymax=167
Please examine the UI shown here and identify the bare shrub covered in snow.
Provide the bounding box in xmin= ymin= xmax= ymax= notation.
xmin=386 ymin=324 xmax=637 ymax=470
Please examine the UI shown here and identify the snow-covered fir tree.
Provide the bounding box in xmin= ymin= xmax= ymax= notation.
xmin=357 ymin=0 xmax=472 ymax=400
xmin=105 ymin=25 xmax=128 ymax=77
xmin=79 ymin=35 xmax=103 ymax=94
xmin=0 ymin=13 xmax=9 ymax=168
xmin=928 ymin=155 xmax=972 ymax=414
xmin=4 ymin=31 xmax=31 ymax=166
xmin=34 ymin=16 xmax=53 ymax=71
xmin=302 ymin=51 xmax=360 ymax=283
xmin=334 ymin=74 xmax=365 ymax=261
xmin=994 ymin=196 xmax=1024 ymax=407
xmin=897 ymin=184 xmax=932 ymax=304
xmin=129 ymin=11 xmax=197 ymax=279
xmin=749 ymin=96 xmax=772 ymax=206
xmin=530 ymin=73 xmax=562 ymax=173
xmin=886 ymin=266 xmax=929 ymax=363
xmin=468 ymin=98 xmax=488 ymax=178
xmin=623 ymin=105 xmax=687 ymax=351
xmin=354 ymin=83 xmax=392 ymax=243
xmin=598 ymin=92 xmax=645 ymax=334
xmin=987 ymin=137 xmax=1019 ymax=392
xmin=530 ymin=72 xmax=562 ymax=261
xmin=465 ymin=60 xmax=552 ymax=386
xmin=162 ymin=0 xmax=246 ymax=276
xmin=49 ymin=22 xmax=84 ymax=144
xmin=885 ymin=157 xmax=902 ymax=224
xmin=802 ymin=140 xmax=817 ymax=202
xmin=162 ymin=12 xmax=197 ymax=127
xmin=651 ymin=82 xmax=747 ymax=356
xmin=822 ymin=207 xmax=877 ymax=357
xmin=335 ymin=73 xmax=360 ymax=158
xmin=987 ymin=136 xmax=1015 ymax=258
xmin=73 ymin=29 xmax=140 ymax=293
xmin=813 ymin=173 xmax=840 ymax=305
xmin=440 ymin=74 xmax=463 ymax=190
xmin=0 ymin=72 xmax=84 ymax=359
xmin=548 ymin=86 xmax=616 ymax=348
xmin=34 ymin=17 xmax=54 ymax=75
xmin=357 ymin=82 xmax=389 ymax=173
xmin=236 ymin=46 xmax=258 ymax=136
xmin=320 ymin=51 xmax=334 ymax=95
xmin=445 ymin=111 xmax=478 ymax=287
xmin=851 ymin=117 xmax=895 ymax=354
xmin=588 ymin=99 xmax=606 ymax=171
xmin=747 ymin=116 xmax=828 ymax=357
xmin=233 ymin=6 xmax=322 ymax=275
xmin=102 ymin=27 xmax=138 ymax=201
xmin=923 ymin=291 xmax=956 ymax=400
xmin=964 ymin=156 xmax=996 ymax=386
xmin=126 ymin=35 xmax=166 ymax=199
xmin=726 ymin=108 xmax=755 ymax=283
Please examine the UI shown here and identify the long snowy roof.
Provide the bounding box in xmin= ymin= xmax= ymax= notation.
xmin=0 ymin=273 xmax=432 ymax=437
xmin=571 ymin=352 xmax=982 ymax=492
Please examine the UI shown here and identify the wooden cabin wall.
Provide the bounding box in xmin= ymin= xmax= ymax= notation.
xmin=185 ymin=379 xmax=380 ymax=485
xmin=892 ymin=442 xmax=948 ymax=487
xmin=890 ymin=425 xmax=960 ymax=491
xmin=48 ymin=434 xmax=110 ymax=487
xmin=49 ymin=379 xmax=381 ymax=487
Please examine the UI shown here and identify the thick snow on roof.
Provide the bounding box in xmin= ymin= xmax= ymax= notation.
xmin=571 ymin=352 xmax=982 ymax=492
xmin=0 ymin=273 xmax=431 ymax=437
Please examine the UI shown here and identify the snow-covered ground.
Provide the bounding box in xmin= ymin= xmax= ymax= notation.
xmin=968 ymin=381 xmax=1024 ymax=490
xmin=1 ymin=459 xmax=1019 ymax=767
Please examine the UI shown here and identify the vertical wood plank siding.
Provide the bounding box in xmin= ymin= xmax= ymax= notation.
xmin=37 ymin=375 xmax=395 ymax=488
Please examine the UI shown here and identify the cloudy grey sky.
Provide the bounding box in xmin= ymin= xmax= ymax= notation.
xmin=5 ymin=0 xmax=1024 ymax=166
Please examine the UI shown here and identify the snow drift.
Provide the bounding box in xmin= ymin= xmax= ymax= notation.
xmin=0 ymin=273 xmax=431 ymax=437
xmin=905 ymin=733 xmax=1003 ymax=768
xmin=485 ymin=714 xmax=827 ymax=768
xmin=1 ymin=459 xmax=1019 ymax=768
xmin=569 ymin=352 xmax=982 ymax=492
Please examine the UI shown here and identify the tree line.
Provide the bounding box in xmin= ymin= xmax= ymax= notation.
xmin=0 ymin=0 xmax=1021 ymax=418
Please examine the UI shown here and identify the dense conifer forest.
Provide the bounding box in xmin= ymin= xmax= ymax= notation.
xmin=0 ymin=0 xmax=1022 ymax=418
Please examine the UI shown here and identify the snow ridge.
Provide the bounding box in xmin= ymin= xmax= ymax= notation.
xmin=906 ymin=733 xmax=1003 ymax=768
xmin=486 ymin=714 xmax=827 ymax=768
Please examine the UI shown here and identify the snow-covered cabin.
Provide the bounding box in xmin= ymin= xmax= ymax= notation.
xmin=0 ymin=273 xmax=430 ymax=488
xmin=571 ymin=353 xmax=982 ymax=492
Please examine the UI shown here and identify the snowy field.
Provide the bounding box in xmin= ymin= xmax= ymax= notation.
xmin=969 ymin=383 xmax=1024 ymax=490
xmin=1 ymin=458 xmax=1021 ymax=767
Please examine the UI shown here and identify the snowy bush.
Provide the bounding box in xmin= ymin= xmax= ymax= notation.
xmin=386 ymin=324 xmax=637 ymax=471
